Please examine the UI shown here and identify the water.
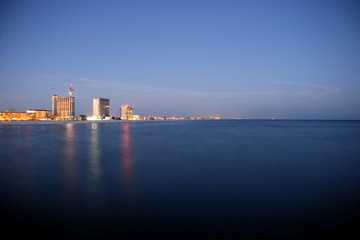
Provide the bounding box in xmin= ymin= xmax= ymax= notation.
xmin=1 ymin=120 xmax=360 ymax=239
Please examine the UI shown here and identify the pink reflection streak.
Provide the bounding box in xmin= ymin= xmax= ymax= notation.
xmin=121 ymin=123 xmax=135 ymax=195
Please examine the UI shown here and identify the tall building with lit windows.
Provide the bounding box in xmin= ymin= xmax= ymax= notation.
xmin=93 ymin=98 xmax=110 ymax=119
xmin=52 ymin=95 xmax=75 ymax=120
xmin=52 ymin=95 xmax=58 ymax=116
xmin=121 ymin=104 xmax=134 ymax=120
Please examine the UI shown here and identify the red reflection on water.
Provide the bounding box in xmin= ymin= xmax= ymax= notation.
xmin=121 ymin=122 xmax=135 ymax=194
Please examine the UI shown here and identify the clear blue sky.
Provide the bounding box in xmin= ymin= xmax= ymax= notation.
xmin=1 ymin=0 xmax=359 ymax=119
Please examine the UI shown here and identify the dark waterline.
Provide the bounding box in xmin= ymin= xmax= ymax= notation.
xmin=1 ymin=120 xmax=360 ymax=239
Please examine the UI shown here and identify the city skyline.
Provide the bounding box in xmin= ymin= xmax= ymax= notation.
xmin=0 ymin=87 xmax=223 ymax=120
xmin=1 ymin=0 xmax=360 ymax=119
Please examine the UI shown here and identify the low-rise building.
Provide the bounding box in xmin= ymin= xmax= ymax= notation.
xmin=0 ymin=110 xmax=35 ymax=120
xmin=26 ymin=109 xmax=51 ymax=120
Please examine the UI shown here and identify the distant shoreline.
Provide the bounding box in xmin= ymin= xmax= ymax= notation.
xmin=1 ymin=119 xmax=359 ymax=125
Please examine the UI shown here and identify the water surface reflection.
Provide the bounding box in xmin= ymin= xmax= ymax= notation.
xmin=63 ymin=123 xmax=77 ymax=190
xmin=89 ymin=123 xmax=101 ymax=183
xmin=120 ymin=122 xmax=136 ymax=199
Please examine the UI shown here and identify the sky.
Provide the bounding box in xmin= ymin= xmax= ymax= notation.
xmin=0 ymin=0 xmax=359 ymax=119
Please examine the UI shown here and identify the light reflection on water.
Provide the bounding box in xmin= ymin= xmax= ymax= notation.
xmin=89 ymin=123 xmax=101 ymax=183
xmin=120 ymin=122 xmax=135 ymax=195
xmin=64 ymin=123 xmax=77 ymax=190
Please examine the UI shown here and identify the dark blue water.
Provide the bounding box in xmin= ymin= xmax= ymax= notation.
xmin=1 ymin=120 xmax=360 ymax=239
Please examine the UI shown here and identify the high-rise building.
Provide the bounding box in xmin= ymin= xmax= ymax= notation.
xmin=52 ymin=95 xmax=58 ymax=116
xmin=121 ymin=104 xmax=134 ymax=120
xmin=52 ymin=95 xmax=75 ymax=120
xmin=93 ymin=98 xmax=110 ymax=119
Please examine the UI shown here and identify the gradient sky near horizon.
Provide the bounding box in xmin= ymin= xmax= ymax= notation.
xmin=0 ymin=0 xmax=359 ymax=119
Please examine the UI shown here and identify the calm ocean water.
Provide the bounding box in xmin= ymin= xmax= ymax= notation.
xmin=1 ymin=120 xmax=360 ymax=239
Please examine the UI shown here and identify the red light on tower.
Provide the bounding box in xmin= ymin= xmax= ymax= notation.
xmin=68 ymin=84 xmax=77 ymax=96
